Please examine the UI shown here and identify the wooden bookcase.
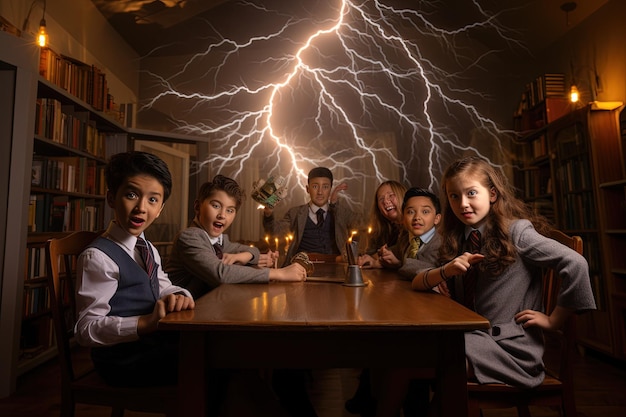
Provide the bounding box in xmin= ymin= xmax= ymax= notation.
xmin=514 ymin=101 xmax=626 ymax=359
xmin=1 ymin=30 xmax=200 ymax=397
xmin=597 ymin=108 xmax=626 ymax=359
xmin=18 ymin=54 xmax=128 ymax=374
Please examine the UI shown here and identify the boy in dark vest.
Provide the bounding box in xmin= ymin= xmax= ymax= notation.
xmin=74 ymin=151 xmax=194 ymax=387
xmin=263 ymin=167 xmax=362 ymax=266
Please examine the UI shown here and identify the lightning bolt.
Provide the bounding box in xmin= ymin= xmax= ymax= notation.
xmin=142 ymin=0 xmax=520 ymax=204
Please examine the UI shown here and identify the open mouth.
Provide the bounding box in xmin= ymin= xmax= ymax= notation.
xmin=130 ymin=217 xmax=145 ymax=228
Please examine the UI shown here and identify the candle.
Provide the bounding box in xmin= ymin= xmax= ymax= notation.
xmin=274 ymin=237 xmax=279 ymax=269
xmin=274 ymin=237 xmax=279 ymax=251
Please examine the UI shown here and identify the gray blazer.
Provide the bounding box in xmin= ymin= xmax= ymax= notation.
xmin=263 ymin=201 xmax=362 ymax=266
xmin=455 ymin=219 xmax=596 ymax=388
xmin=398 ymin=232 xmax=442 ymax=280
xmin=166 ymin=222 xmax=268 ymax=299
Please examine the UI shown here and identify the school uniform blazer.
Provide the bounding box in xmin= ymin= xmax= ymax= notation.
xmin=263 ymin=200 xmax=362 ymax=266
xmin=397 ymin=232 xmax=442 ymax=280
xmin=453 ymin=219 xmax=596 ymax=388
xmin=166 ymin=222 xmax=267 ymax=299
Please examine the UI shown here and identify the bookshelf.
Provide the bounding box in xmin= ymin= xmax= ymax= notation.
xmin=18 ymin=49 xmax=128 ymax=374
xmin=514 ymin=100 xmax=626 ymax=359
xmin=514 ymin=131 xmax=555 ymax=223
xmin=596 ymin=107 xmax=626 ymax=359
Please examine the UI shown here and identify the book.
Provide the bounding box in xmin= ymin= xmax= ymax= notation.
xmin=31 ymin=159 xmax=43 ymax=187
xmin=49 ymin=195 xmax=70 ymax=232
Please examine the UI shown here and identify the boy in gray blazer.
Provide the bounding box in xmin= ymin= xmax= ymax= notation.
xmin=167 ymin=175 xmax=306 ymax=299
xmin=398 ymin=187 xmax=442 ymax=280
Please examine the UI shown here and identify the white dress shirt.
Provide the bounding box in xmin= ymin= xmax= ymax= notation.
xmin=74 ymin=221 xmax=191 ymax=347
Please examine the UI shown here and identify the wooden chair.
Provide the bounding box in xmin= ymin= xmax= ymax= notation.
xmin=46 ymin=231 xmax=176 ymax=417
xmin=467 ymin=229 xmax=582 ymax=417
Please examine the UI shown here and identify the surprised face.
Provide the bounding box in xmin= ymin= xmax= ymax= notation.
xmin=195 ymin=190 xmax=238 ymax=238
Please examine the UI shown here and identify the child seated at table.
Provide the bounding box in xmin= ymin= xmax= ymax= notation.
xmin=397 ymin=187 xmax=442 ymax=280
xmin=262 ymin=167 xmax=363 ymax=265
xmin=74 ymin=151 xmax=195 ymax=387
xmin=356 ymin=187 xmax=441 ymax=275
xmin=167 ymin=174 xmax=306 ymax=299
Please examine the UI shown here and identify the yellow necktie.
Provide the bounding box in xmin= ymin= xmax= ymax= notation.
xmin=407 ymin=237 xmax=421 ymax=258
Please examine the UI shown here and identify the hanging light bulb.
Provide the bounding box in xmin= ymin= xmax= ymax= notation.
xmin=22 ymin=0 xmax=49 ymax=47
xmin=569 ymin=85 xmax=580 ymax=103
xmin=37 ymin=17 xmax=48 ymax=47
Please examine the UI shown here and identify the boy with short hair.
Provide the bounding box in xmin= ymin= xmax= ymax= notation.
xmin=372 ymin=187 xmax=443 ymax=417
xmin=166 ymin=174 xmax=306 ymax=299
xmin=263 ymin=167 xmax=362 ymax=265
xmin=74 ymin=151 xmax=195 ymax=387
xmin=398 ymin=187 xmax=442 ymax=280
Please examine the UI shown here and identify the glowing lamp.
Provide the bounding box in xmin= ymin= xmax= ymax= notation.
xmin=37 ymin=18 xmax=48 ymax=47
xmin=569 ymin=85 xmax=579 ymax=103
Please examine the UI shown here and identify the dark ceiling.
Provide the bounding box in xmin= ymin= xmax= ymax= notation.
xmin=91 ymin=0 xmax=607 ymax=58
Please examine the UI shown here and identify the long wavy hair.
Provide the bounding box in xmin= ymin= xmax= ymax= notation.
xmin=367 ymin=180 xmax=407 ymax=252
xmin=438 ymin=156 xmax=551 ymax=276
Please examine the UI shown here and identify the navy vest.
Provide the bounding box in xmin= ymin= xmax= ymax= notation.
xmin=297 ymin=212 xmax=338 ymax=254
xmin=89 ymin=237 xmax=159 ymax=317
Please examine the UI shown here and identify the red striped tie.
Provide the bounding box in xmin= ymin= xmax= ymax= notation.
xmin=136 ymin=237 xmax=159 ymax=298
xmin=463 ymin=230 xmax=481 ymax=310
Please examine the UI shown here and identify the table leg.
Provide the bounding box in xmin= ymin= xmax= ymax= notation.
xmin=177 ymin=331 xmax=206 ymax=417
xmin=437 ymin=332 xmax=468 ymax=417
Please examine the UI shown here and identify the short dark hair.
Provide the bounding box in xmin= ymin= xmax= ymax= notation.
xmin=308 ymin=167 xmax=333 ymax=183
xmin=196 ymin=175 xmax=245 ymax=209
xmin=106 ymin=151 xmax=172 ymax=201
xmin=402 ymin=187 xmax=441 ymax=214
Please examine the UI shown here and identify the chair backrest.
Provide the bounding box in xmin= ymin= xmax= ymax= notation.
xmin=542 ymin=230 xmax=583 ymax=381
xmin=46 ymin=231 xmax=100 ymax=384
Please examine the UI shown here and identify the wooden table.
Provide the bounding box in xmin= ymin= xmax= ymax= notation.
xmin=159 ymin=264 xmax=489 ymax=417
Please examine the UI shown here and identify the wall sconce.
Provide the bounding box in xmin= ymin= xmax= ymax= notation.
xmin=22 ymin=0 xmax=48 ymax=48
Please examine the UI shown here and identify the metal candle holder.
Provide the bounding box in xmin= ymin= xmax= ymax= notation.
xmin=344 ymin=241 xmax=367 ymax=286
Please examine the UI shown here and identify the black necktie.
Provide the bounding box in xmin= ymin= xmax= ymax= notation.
xmin=316 ymin=208 xmax=325 ymax=227
xmin=213 ymin=242 xmax=223 ymax=259
xmin=136 ymin=237 xmax=159 ymax=298
xmin=463 ymin=230 xmax=481 ymax=310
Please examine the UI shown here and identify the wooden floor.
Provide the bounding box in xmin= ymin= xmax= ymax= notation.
xmin=0 ymin=348 xmax=624 ymax=417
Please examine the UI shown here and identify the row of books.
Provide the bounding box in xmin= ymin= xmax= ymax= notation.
xmin=22 ymin=282 xmax=50 ymax=318
xmin=31 ymin=156 xmax=106 ymax=196
xmin=34 ymin=98 xmax=107 ymax=159
xmin=519 ymin=169 xmax=552 ymax=199
xmin=561 ymin=192 xmax=597 ymax=230
xmin=556 ymin=158 xmax=592 ymax=192
xmin=39 ymin=47 xmax=109 ymax=113
xmin=524 ymin=73 xmax=566 ymax=109
xmin=25 ymin=245 xmax=46 ymax=280
xmin=27 ymin=195 xmax=105 ymax=233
